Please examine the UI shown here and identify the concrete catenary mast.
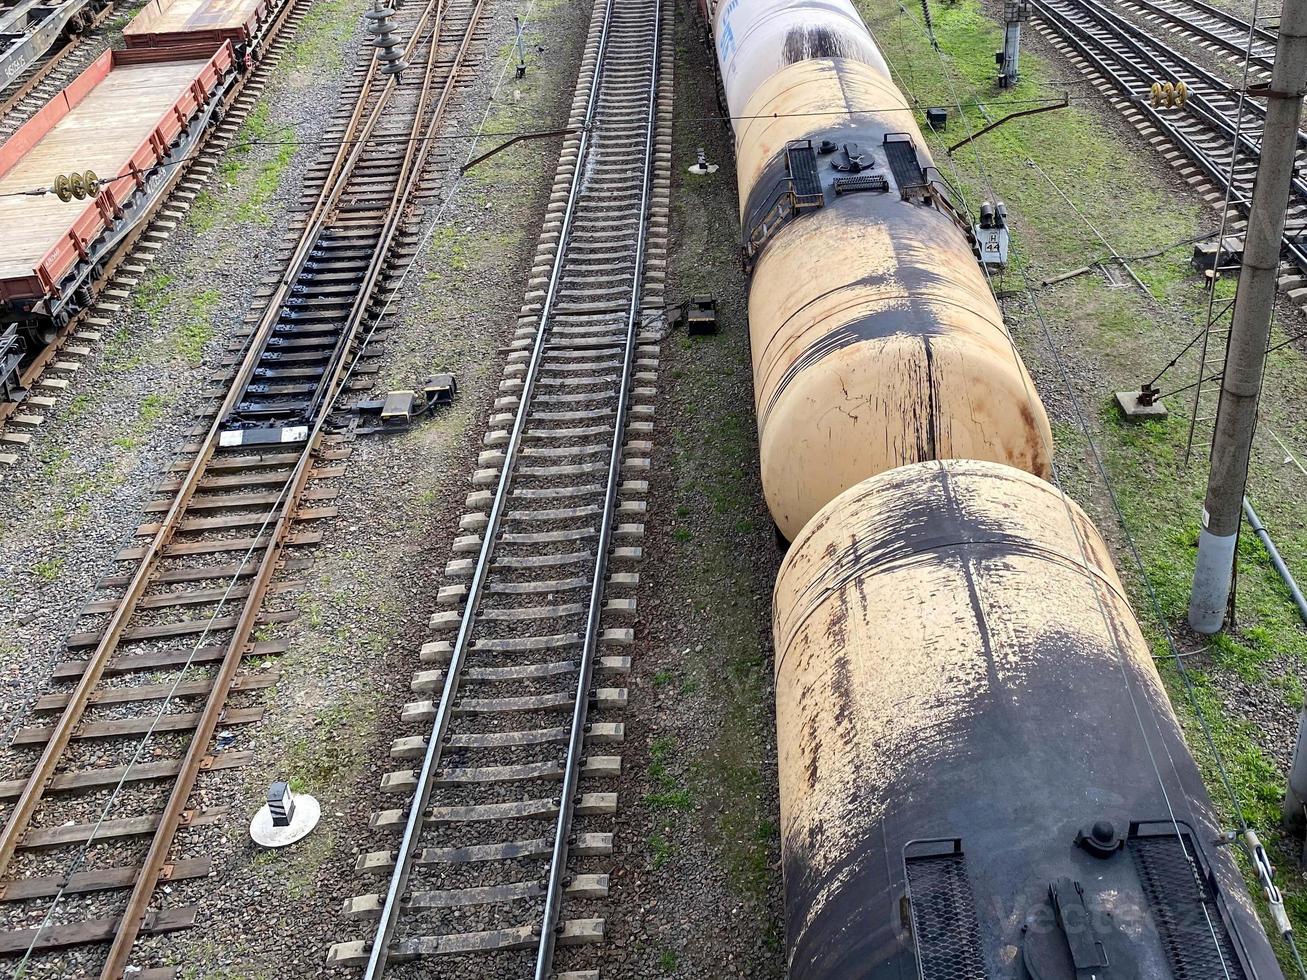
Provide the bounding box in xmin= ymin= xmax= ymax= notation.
xmin=997 ymin=0 xmax=1031 ymax=88
xmin=1188 ymin=0 xmax=1307 ymax=634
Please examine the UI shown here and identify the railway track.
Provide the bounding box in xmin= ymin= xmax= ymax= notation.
xmin=1030 ymin=0 xmax=1307 ymax=283
xmin=0 ymin=0 xmax=487 ymax=974
xmin=0 ymin=0 xmax=308 ymax=461
xmin=1107 ymin=0 xmax=1277 ymax=76
xmin=0 ymin=0 xmax=132 ymax=136
xmin=326 ymin=0 xmax=672 ymax=973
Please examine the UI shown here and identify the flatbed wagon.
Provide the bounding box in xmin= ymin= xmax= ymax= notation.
xmin=124 ymin=0 xmax=277 ymax=56
xmin=0 ymin=0 xmax=108 ymax=92
xmin=0 ymin=41 xmax=236 ymax=341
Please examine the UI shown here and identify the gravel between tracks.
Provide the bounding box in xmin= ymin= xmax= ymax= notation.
xmin=585 ymin=7 xmax=787 ymax=977
xmin=0 ymin=0 xmax=586 ymax=975
xmin=125 ymin=0 xmax=602 ymax=975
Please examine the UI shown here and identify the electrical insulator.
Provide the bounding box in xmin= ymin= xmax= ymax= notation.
xmin=1149 ymin=80 xmax=1188 ymax=107
xmin=51 ymin=170 xmax=101 ymax=202
xmin=365 ymin=0 xmax=408 ymax=80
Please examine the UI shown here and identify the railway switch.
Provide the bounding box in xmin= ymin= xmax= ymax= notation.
xmin=250 ymin=780 xmax=320 ymax=847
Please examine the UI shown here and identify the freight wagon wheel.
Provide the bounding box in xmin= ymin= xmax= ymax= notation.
xmin=24 ymin=320 xmax=59 ymax=349
xmin=70 ymin=9 xmax=95 ymax=33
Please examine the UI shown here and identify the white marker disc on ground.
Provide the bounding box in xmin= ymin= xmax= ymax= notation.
xmin=250 ymin=793 xmax=321 ymax=848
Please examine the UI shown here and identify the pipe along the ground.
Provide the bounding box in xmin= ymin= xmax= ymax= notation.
xmin=1242 ymin=497 xmax=1307 ymax=833
xmin=1243 ymin=497 xmax=1307 ymax=624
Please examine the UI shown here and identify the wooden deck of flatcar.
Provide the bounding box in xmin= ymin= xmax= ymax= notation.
xmin=124 ymin=0 xmax=270 ymax=46
xmin=0 ymin=43 xmax=232 ymax=317
xmin=0 ymin=60 xmax=209 ymax=283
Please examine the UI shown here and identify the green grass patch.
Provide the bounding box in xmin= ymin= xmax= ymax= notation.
xmin=282 ymin=690 xmax=377 ymax=797
xmin=173 ymin=289 xmax=220 ymax=364
xmin=64 ymin=393 xmax=94 ymax=419
xmin=646 ymin=735 xmax=694 ymax=812
xmin=0 ymin=631 xmax=20 ymax=671
xmin=31 ymin=557 xmax=63 ymax=583
xmin=648 ymin=832 xmax=674 ymax=869
xmin=179 ymin=940 xmax=273 ymax=980
xmin=111 ymin=391 xmax=175 ymax=450
xmin=139 ymin=392 xmax=168 ymax=424
xmin=856 ymin=0 xmax=1307 ymax=948
xmin=135 ymin=272 xmax=176 ymax=326
xmin=187 ymin=189 xmax=221 ymax=233
xmin=285 ymin=0 xmax=357 ymax=73
xmin=192 ymin=100 xmax=299 ymax=229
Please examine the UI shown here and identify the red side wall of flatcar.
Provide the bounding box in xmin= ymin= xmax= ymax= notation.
xmin=0 ymin=42 xmax=234 ymax=304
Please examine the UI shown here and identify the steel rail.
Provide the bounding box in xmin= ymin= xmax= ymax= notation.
xmin=100 ymin=4 xmax=478 ymax=972
xmin=294 ymin=0 xmax=449 ymax=424
xmin=1168 ymin=0 xmax=1278 ymax=40
xmin=218 ymin=0 xmax=444 ymax=422
xmin=0 ymin=1 xmax=456 ymax=974
xmin=1030 ymin=0 xmax=1263 ymax=188
xmin=358 ymin=0 xmax=624 ymax=970
xmin=0 ymin=14 xmax=387 ymax=887
xmin=1136 ymin=0 xmax=1278 ymax=45
xmin=533 ymin=0 xmax=662 ymax=973
xmin=1114 ymin=0 xmax=1276 ymax=70
xmin=1045 ymin=0 xmax=1299 ymax=149
xmin=298 ymin=0 xmax=484 ymax=427
xmin=1032 ymin=0 xmax=1307 ymax=274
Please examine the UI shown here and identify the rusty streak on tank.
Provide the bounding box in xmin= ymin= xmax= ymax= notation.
xmin=715 ymin=0 xmax=1052 ymax=539
xmin=771 ymin=460 xmax=1282 ymax=979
